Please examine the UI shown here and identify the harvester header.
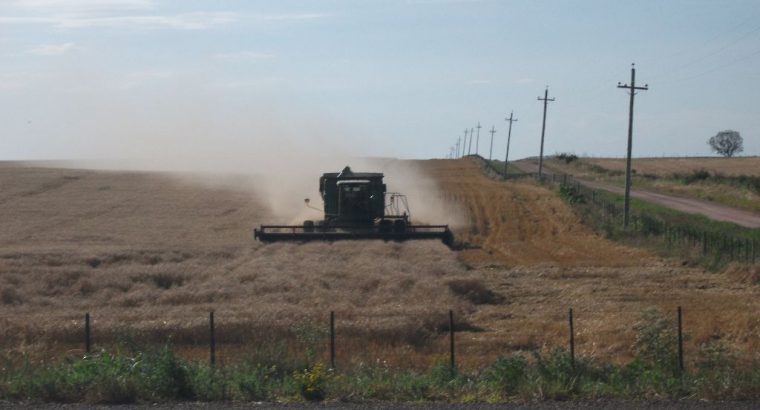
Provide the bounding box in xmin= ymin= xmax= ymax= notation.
xmin=254 ymin=166 xmax=453 ymax=245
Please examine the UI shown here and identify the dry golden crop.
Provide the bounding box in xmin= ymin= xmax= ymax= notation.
xmin=1 ymin=158 xmax=759 ymax=369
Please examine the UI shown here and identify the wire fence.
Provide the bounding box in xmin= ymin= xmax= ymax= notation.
xmin=481 ymin=158 xmax=758 ymax=265
xmin=69 ymin=307 xmax=700 ymax=372
xmin=558 ymin=174 xmax=758 ymax=265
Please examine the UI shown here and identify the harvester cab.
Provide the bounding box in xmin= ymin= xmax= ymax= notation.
xmin=321 ymin=166 xmax=385 ymax=226
xmin=254 ymin=166 xmax=453 ymax=246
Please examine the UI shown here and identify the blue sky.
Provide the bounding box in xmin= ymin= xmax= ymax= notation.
xmin=1 ymin=0 xmax=759 ymax=164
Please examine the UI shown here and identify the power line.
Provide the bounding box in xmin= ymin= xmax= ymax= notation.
xmin=659 ymin=22 xmax=760 ymax=80
xmin=462 ymin=128 xmax=467 ymax=156
xmin=504 ymin=111 xmax=517 ymax=175
xmin=641 ymin=15 xmax=760 ymax=81
xmin=487 ymin=125 xmax=496 ymax=162
xmin=657 ymin=45 xmax=760 ymax=86
xmin=617 ymin=63 xmax=648 ymax=229
xmin=642 ymin=13 xmax=760 ymax=86
xmin=537 ymin=87 xmax=555 ymax=178
xmin=467 ymin=127 xmax=474 ymax=155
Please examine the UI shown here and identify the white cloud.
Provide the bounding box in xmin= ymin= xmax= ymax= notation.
xmin=214 ymin=51 xmax=275 ymax=61
xmin=0 ymin=12 xmax=237 ymax=30
xmin=253 ymin=12 xmax=330 ymax=22
xmin=27 ymin=42 xmax=77 ymax=56
xmin=0 ymin=4 xmax=328 ymax=31
xmin=5 ymin=0 xmax=153 ymax=12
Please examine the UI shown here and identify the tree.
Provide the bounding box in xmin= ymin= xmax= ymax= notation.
xmin=708 ymin=130 xmax=743 ymax=157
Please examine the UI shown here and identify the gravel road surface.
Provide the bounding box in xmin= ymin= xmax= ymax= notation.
xmin=513 ymin=159 xmax=760 ymax=228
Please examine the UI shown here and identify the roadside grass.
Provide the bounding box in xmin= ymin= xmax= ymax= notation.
xmin=557 ymin=182 xmax=760 ymax=270
xmin=483 ymin=159 xmax=535 ymax=178
xmin=4 ymin=308 xmax=760 ymax=403
xmin=655 ymin=171 xmax=760 ymax=214
xmin=546 ymin=157 xmax=760 ymax=214
xmin=618 ymin=190 xmax=758 ymax=241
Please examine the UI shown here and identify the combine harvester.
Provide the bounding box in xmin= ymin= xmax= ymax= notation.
xmin=254 ymin=166 xmax=453 ymax=246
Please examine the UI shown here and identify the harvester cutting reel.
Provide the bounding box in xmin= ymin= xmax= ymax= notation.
xmin=254 ymin=192 xmax=452 ymax=245
xmin=253 ymin=166 xmax=453 ymax=246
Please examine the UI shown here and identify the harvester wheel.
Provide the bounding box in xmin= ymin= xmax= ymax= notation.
xmin=303 ymin=220 xmax=315 ymax=233
xmin=379 ymin=219 xmax=392 ymax=233
xmin=393 ymin=219 xmax=407 ymax=234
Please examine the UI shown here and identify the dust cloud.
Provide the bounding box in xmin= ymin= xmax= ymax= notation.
xmin=48 ymin=78 xmax=463 ymax=227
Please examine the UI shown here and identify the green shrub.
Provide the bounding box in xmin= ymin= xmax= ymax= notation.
xmin=232 ymin=365 xmax=280 ymax=401
xmin=632 ymin=308 xmax=678 ymax=374
xmin=559 ymin=184 xmax=585 ymax=204
xmin=138 ymin=347 xmax=194 ymax=400
xmin=293 ymin=362 xmax=330 ymax=401
xmin=4 ymin=352 xmax=140 ymax=403
xmin=485 ymin=354 xmax=528 ymax=395
xmin=681 ymin=169 xmax=711 ymax=184
xmin=694 ymin=338 xmax=739 ymax=399
xmin=188 ymin=363 xmax=228 ymax=401
xmin=7 ymin=337 xmax=760 ymax=403
xmin=556 ymin=153 xmax=579 ymax=163
xmin=531 ymin=349 xmax=580 ymax=399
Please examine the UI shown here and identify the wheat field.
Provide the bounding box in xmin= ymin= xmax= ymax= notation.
xmin=583 ymin=156 xmax=760 ymax=177
xmin=1 ymin=159 xmax=759 ymax=369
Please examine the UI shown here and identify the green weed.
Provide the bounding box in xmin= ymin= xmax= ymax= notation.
xmin=5 ymin=312 xmax=760 ymax=403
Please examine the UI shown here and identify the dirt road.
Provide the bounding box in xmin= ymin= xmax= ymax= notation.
xmin=513 ymin=159 xmax=760 ymax=228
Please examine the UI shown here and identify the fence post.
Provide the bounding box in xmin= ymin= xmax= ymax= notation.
xmin=85 ymin=312 xmax=91 ymax=354
xmin=702 ymin=231 xmax=707 ymax=255
xmin=753 ymin=239 xmax=756 ymax=264
xmin=330 ymin=311 xmax=336 ymax=370
xmin=746 ymin=239 xmax=751 ymax=263
xmin=563 ymin=173 xmax=568 ymax=185
xmin=677 ymin=306 xmax=683 ymax=373
xmin=209 ymin=311 xmax=215 ymax=366
xmin=569 ymin=308 xmax=575 ymax=369
xmin=449 ymin=310 xmax=456 ymax=374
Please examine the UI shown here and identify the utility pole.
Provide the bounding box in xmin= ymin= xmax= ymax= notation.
xmin=455 ymin=137 xmax=461 ymax=158
xmin=462 ymin=129 xmax=468 ymax=157
xmin=468 ymin=127 xmax=474 ymax=155
xmin=475 ymin=122 xmax=482 ymax=156
xmin=617 ymin=63 xmax=648 ymax=229
xmin=537 ymin=87 xmax=555 ymax=178
xmin=488 ymin=125 xmax=497 ymax=161
xmin=504 ymin=111 xmax=517 ymax=175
